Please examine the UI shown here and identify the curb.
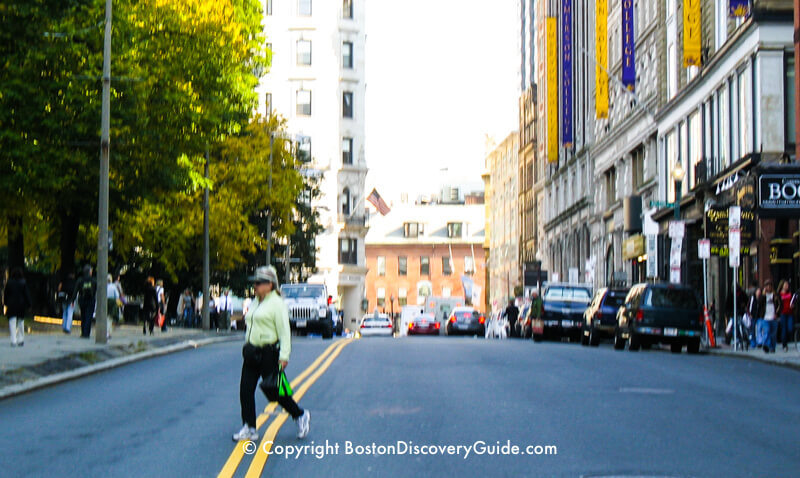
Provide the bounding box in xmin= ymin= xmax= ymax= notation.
xmin=0 ymin=335 xmax=241 ymax=401
xmin=707 ymin=348 xmax=800 ymax=371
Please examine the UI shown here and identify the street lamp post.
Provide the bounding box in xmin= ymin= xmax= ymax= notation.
xmin=95 ymin=0 xmax=112 ymax=344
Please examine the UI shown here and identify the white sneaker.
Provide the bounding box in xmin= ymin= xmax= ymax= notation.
xmin=232 ymin=424 xmax=259 ymax=442
xmin=296 ymin=410 xmax=310 ymax=439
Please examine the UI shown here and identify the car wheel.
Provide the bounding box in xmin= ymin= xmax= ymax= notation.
xmin=687 ymin=339 xmax=701 ymax=354
xmin=589 ymin=327 xmax=600 ymax=347
xmin=613 ymin=331 xmax=625 ymax=350
xmin=533 ymin=333 xmax=543 ymax=342
xmin=670 ymin=343 xmax=683 ymax=354
xmin=641 ymin=343 xmax=652 ymax=350
xmin=581 ymin=327 xmax=590 ymax=346
xmin=627 ymin=333 xmax=641 ymax=351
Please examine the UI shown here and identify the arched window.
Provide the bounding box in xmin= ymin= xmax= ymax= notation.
xmin=605 ymin=246 xmax=615 ymax=286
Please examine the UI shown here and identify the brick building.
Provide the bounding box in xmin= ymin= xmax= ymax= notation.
xmin=364 ymin=204 xmax=486 ymax=317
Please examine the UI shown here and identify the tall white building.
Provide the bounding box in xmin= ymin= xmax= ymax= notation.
xmin=259 ymin=0 xmax=368 ymax=329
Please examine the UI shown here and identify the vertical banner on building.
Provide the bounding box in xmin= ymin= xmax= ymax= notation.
xmin=595 ymin=0 xmax=608 ymax=118
xmin=683 ymin=0 xmax=702 ymax=67
xmin=547 ymin=17 xmax=559 ymax=162
xmin=621 ymin=0 xmax=635 ymax=90
xmin=729 ymin=0 xmax=750 ymax=17
xmin=561 ymin=0 xmax=573 ymax=146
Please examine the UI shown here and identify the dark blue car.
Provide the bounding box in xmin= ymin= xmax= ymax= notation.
xmin=582 ymin=288 xmax=628 ymax=346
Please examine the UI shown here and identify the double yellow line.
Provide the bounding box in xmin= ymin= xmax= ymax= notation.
xmin=217 ymin=337 xmax=355 ymax=478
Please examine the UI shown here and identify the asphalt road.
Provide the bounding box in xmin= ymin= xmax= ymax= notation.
xmin=1 ymin=336 xmax=798 ymax=478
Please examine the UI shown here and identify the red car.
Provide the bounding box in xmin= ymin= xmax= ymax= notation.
xmin=408 ymin=313 xmax=440 ymax=335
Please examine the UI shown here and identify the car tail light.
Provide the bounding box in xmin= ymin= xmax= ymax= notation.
xmin=449 ymin=316 xmax=456 ymax=323
xmin=386 ymin=322 xmax=393 ymax=328
xmin=409 ymin=322 xmax=414 ymax=329
xmin=596 ymin=311 xmax=603 ymax=321
xmin=635 ymin=309 xmax=644 ymax=322
xmin=479 ymin=315 xmax=485 ymax=324
xmin=434 ymin=322 xmax=440 ymax=329
xmin=360 ymin=323 xmax=366 ymax=328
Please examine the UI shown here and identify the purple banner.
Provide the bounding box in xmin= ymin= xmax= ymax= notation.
xmin=621 ymin=0 xmax=635 ymax=90
xmin=561 ymin=0 xmax=572 ymax=146
xmin=729 ymin=0 xmax=749 ymax=17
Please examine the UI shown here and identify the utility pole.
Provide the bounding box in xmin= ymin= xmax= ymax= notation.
xmin=95 ymin=0 xmax=112 ymax=344
xmin=202 ymin=145 xmax=210 ymax=330
xmin=266 ymin=134 xmax=273 ymax=266
xmin=285 ymin=236 xmax=291 ymax=284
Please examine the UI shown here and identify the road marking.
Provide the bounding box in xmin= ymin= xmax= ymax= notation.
xmin=217 ymin=338 xmax=352 ymax=478
xmin=243 ymin=338 xmax=355 ymax=478
xmin=618 ymin=387 xmax=675 ymax=395
xmin=34 ymin=316 xmax=81 ymax=326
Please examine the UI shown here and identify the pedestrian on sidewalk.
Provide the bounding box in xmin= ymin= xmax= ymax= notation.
xmin=114 ymin=275 xmax=126 ymax=323
xmin=75 ymin=265 xmax=96 ymax=339
xmin=748 ymin=286 xmax=765 ymax=348
xmin=233 ymin=266 xmax=310 ymax=442
xmin=156 ymin=279 xmax=167 ymax=332
xmin=178 ymin=289 xmax=194 ymax=328
xmin=762 ymin=280 xmax=780 ymax=353
xmin=778 ymin=280 xmax=794 ymax=352
xmin=209 ymin=294 xmax=219 ymax=331
xmin=142 ymin=277 xmax=158 ymax=335
xmin=105 ymin=274 xmax=119 ymax=340
xmin=57 ymin=272 xmax=77 ymax=334
xmin=218 ymin=289 xmax=233 ymax=331
xmin=4 ymin=267 xmax=31 ymax=347
xmin=503 ymin=299 xmax=520 ymax=338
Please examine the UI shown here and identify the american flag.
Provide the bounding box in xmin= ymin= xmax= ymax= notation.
xmin=367 ymin=188 xmax=391 ymax=216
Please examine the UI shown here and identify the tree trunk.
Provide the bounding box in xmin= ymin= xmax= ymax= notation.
xmin=59 ymin=208 xmax=80 ymax=281
xmin=7 ymin=214 xmax=24 ymax=270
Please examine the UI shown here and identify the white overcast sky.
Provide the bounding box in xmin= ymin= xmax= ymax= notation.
xmin=365 ymin=0 xmax=520 ymax=204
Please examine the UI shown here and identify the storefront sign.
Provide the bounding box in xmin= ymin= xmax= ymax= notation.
xmin=595 ymin=0 xmax=608 ymax=118
xmin=705 ymin=206 xmax=755 ymax=256
xmin=758 ymin=173 xmax=800 ymax=217
xmin=683 ymin=0 xmax=702 ymax=66
xmin=623 ymin=235 xmax=645 ymax=260
xmin=546 ymin=17 xmax=559 ymax=162
xmin=562 ymin=0 xmax=573 ymax=146
xmin=729 ymin=0 xmax=750 ymax=17
xmin=621 ymin=0 xmax=635 ymax=89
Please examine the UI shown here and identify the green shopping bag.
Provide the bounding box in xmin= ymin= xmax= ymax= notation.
xmin=277 ymin=369 xmax=293 ymax=397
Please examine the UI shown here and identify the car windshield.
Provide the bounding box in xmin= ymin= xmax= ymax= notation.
xmin=544 ymin=287 xmax=591 ymax=301
xmin=644 ymin=288 xmax=699 ymax=309
xmin=604 ymin=293 xmax=627 ymax=308
xmin=281 ymin=285 xmax=325 ymax=299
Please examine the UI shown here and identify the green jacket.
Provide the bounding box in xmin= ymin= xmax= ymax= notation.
xmin=530 ymin=297 xmax=543 ymax=319
xmin=245 ymin=291 xmax=292 ymax=362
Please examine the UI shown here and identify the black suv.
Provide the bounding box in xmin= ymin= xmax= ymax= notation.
xmin=581 ymin=288 xmax=628 ymax=346
xmin=614 ymin=283 xmax=703 ymax=354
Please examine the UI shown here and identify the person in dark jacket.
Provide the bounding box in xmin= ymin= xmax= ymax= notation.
xmin=4 ymin=267 xmax=32 ymax=347
xmin=58 ymin=272 xmax=77 ymax=334
xmin=748 ymin=287 xmax=765 ymax=348
xmin=74 ymin=265 xmax=97 ymax=338
xmin=142 ymin=277 xmax=158 ymax=335
xmin=503 ymin=299 xmax=520 ymax=338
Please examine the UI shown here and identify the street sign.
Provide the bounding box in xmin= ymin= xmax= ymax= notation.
xmin=646 ymin=235 xmax=658 ymax=278
xmin=669 ymin=220 xmax=685 ymax=239
xmin=729 ymin=206 xmax=741 ymax=228
xmin=729 ymin=227 xmax=741 ymax=268
xmin=698 ymin=239 xmax=710 ymax=259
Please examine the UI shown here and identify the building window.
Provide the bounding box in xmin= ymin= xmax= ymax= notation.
xmin=464 ymin=256 xmax=475 ymax=275
xmin=632 ymin=146 xmax=644 ymax=191
xmin=343 ymin=42 xmax=353 ymax=69
xmin=689 ymin=111 xmax=702 ymax=184
xmin=442 ymin=287 xmax=451 ymax=298
xmin=342 ymin=137 xmax=353 ymax=164
xmin=398 ymin=287 xmax=407 ymax=306
xmin=398 ymin=256 xmax=407 ymax=276
xmin=343 ymin=0 xmax=353 ymax=18
xmin=266 ymin=0 xmax=272 ymax=15
xmin=447 ymin=222 xmax=463 ymax=238
xmin=786 ymin=55 xmax=796 ymax=150
xmin=377 ymin=288 xmax=385 ymax=308
xmin=420 ymin=256 xmax=430 ymax=275
xmin=297 ymin=136 xmax=311 ymax=162
xmin=341 ymin=187 xmax=351 ymax=215
xmin=667 ymin=44 xmax=677 ymax=99
xmin=299 ymin=0 xmax=312 ymax=16
xmin=377 ymin=256 xmax=386 ymax=276
xmin=404 ymin=222 xmax=421 ymax=238
xmin=343 ymin=91 xmax=353 ymax=118
xmin=719 ymin=85 xmax=729 ymax=168
xmin=605 ymin=167 xmax=616 ymax=208
xmin=666 ymin=131 xmax=677 ymax=201
xmin=296 ymin=40 xmax=311 ymax=66
xmin=265 ymin=93 xmax=272 ymax=118
xmin=338 ymin=238 xmax=357 ymax=264
xmin=296 ymin=90 xmax=311 ymax=116
xmin=442 ymin=256 xmax=452 ymax=276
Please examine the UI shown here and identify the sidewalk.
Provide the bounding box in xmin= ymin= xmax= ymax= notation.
xmin=708 ymin=343 xmax=800 ymax=370
xmin=0 ymin=321 xmax=242 ymax=399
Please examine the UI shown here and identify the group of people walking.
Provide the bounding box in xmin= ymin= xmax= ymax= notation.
xmin=742 ymin=279 xmax=797 ymax=353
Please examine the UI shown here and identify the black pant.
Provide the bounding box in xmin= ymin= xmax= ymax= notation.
xmin=240 ymin=346 xmax=303 ymax=428
xmin=79 ymin=300 xmax=95 ymax=337
xmin=143 ymin=310 xmax=156 ymax=334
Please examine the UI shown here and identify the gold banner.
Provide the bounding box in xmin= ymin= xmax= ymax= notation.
xmin=683 ymin=0 xmax=702 ymax=67
xmin=595 ymin=0 xmax=608 ymax=118
xmin=547 ymin=17 xmax=558 ymax=163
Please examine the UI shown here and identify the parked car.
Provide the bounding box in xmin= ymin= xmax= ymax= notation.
xmin=533 ymin=283 xmax=593 ymax=342
xmin=359 ymin=313 xmax=394 ymax=337
xmin=581 ymin=288 xmax=629 ymax=346
xmin=408 ymin=313 xmax=440 ymax=336
xmin=445 ymin=307 xmax=486 ymax=337
xmin=614 ymin=283 xmax=703 ymax=354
